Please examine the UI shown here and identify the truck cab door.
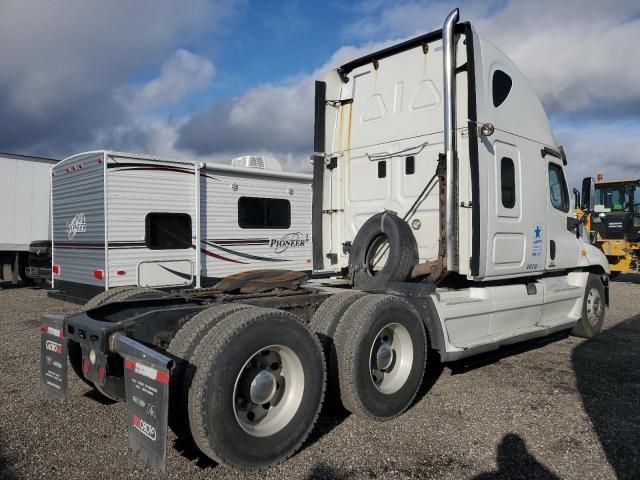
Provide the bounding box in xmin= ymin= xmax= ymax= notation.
xmin=546 ymin=161 xmax=580 ymax=270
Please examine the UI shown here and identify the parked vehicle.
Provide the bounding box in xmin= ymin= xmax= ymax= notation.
xmin=0 ymin=152 xmax=57 ymax=284
xmin=576 ymin=174 xmax=640 ymax=277
xmin=40 ymin=9 xmax=609 ymax=473
xmin=49 ymin=151 xmax=312 ymax=302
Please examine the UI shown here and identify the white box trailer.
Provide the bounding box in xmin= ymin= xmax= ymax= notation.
xmin=0 ymin=152 xmax=57 ymax=283
xmin=40 ymin=8 xmax=611 ymax=474
xmin=51 ymin=151 xmax=312 ymax=301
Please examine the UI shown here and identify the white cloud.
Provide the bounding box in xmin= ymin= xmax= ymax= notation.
xmin=122 ymin=49 xmax=215 ymax=112
xmin=556 ymin=122 xmax=640 ymax=188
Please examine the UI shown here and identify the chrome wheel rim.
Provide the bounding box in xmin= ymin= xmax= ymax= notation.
xmin=233 ymin=345 xmax=304 ymax=437
xmin=586 ymin=287 xmax=602 ymax=326
xmin=369 ymin=323 xmax=414 ymax=394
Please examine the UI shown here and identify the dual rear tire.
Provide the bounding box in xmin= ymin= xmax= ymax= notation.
xmin=171 ymin=306 xmax=326 ymax=471
xmin=310 ymin=292 xmax=428 ymax=420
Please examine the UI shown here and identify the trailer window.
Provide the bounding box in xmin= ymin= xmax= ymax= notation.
xmin=548 ymin=164 xmax=570 ymax=212
xmin=492 ymin=70 xmax=512 ymax=108
xmin=145 ymin=213 xmax=192 ymax=250
xmin=238 ymin=197 xmax=291 ymax=229
xmin=500 ymin=157 xmax=516 ymax=208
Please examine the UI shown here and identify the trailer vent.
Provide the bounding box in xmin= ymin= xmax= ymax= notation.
xmin=232 ymin=155 xmax=282 ymax=171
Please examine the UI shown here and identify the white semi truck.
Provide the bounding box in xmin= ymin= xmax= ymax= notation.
xmin=40 ymin=9 xmax=609 ymax=473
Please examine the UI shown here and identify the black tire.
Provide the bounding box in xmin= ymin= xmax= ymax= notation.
xmin=572 ymin=274 xmax=606 ymax=338
xmin=17 ymin=253 xmax=35 ymax=286
xmin=188 ymin=308 xmax=325 ymax=471
xmin=167 ymin=303 xmax=254 ymax=441
xmin=309 ymin=291 xmax=367 ymax=408
xmin=83 ymin=286 xmax=166 ymax=310
xmin=348 ymin=212 xmax=418 ymax=291
xmin=79 ymin=287 xmax=167 ymax=401
xmin=334 ymin=294 xmax=427 ymax=420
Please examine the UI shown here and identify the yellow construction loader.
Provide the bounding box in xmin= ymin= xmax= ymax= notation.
xmin=576 ymin=174 xmax=640 ymax=277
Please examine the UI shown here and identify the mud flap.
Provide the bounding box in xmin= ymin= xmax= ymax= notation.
xmin=40 ymin=314 xmax=67 ymax=401
xmin=113 ymin=334 xmax=173 ymax=472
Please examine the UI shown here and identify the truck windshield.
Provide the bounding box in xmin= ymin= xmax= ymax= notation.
xmin=594 ymin=184 xmax=637 ymax=213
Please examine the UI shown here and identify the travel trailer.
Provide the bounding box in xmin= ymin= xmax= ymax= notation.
xmin=50 ymin=151 xmax=312 ymax=302
xmin=0 ymin=152 xmax=57 ymax=284
xmin=41 ymin=9 xmax=609 ymax=474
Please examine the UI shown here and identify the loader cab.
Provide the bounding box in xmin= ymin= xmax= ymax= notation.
xmin=592 ymin=179 xmax=640 ymax=241
xmin=314 ymin=17 xmax=596 ymax=284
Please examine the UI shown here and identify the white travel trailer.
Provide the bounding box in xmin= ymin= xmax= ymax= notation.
xmin=50 ymin=151 xmax=312 ymax=301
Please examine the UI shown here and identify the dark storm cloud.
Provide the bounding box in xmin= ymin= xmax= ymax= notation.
xmin=0 ymin=0 xmax=237 ymax=157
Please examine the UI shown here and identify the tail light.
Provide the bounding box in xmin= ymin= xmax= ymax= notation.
xmin=52 ymin=264 xmax=60 ymax=275
xmin=93 ymin=269 xmax=104 ymax=280
xmin=82 ymin=358 xmax=90 ymax=375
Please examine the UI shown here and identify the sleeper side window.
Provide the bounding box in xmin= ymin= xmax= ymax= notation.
xmin=492 ymin=70 xmax=512 ymax=108
xmin=548 ymin=164 xmax=570 ymax=213
xmin=238 ymin=197 xmax=291 ymax=229
xmin=145 ymin=213 xmax=192 ymax=249
xmin=500 ymin=157 xmax=516 ymax=208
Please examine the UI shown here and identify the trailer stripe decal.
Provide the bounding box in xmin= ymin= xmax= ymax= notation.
xmin=158 ymin=264 xmax=193 ymax=281
xmin=192 ymin=245 xmax=247 ymax=264
xmin=203 ymin=240 xmax=288 ymax=262
xmin=107 ymin=163 xmax=220 ymax=181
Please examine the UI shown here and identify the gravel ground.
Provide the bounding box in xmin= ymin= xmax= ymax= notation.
xmin=0 ymin=278 xmax=638 ymax=480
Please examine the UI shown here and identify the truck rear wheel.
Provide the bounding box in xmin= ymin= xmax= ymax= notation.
xmin=188 ymin=308 xmax=325 ymax=471
xmin=334 ymin=294 xmax=427 ymax=420
xmin=83 ymin=286 xmax=166 ymax=310
xmin=348 ymin=212 xmax=418 ymax=291
xmin=167 ymin=303 xmax=253 ymax=441
xmin=572 ymin=274 xmax=606 ymax=338
xmin=309 ymin=291 xmax=366 ymax=407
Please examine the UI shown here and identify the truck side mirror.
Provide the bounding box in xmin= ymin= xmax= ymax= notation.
xmin=581 ymin=177 xmax=595 ymax=211
xmin=573 ymin=188 xmax=580 ymax=210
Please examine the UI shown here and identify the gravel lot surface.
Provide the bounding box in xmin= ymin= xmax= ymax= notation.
xmin=0 ymin=278 xmax=638 ymax=480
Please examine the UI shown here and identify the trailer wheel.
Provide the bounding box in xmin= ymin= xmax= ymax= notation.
xmin=572 ymin=274 xmax=606 ymax=338
xmin=188 ymin=308 xmax=325 ymax=471
xmin=17 ymin=253 xmax=35 ymax=286
xmin=309 ymin=291 xmax=366 ymax=407
xmin=334 ymin=294 xmax=426 ymax=420
xmin=167 ymin=303 xmax=254 ymax=441
xmin=349 ymin=212 xmax=418 ymax=291
xmin=83 ymin=286 xmax=166 ymax=310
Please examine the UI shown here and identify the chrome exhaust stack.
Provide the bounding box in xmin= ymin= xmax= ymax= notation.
xmin=443 ymin=8 xmax=459 ymax=272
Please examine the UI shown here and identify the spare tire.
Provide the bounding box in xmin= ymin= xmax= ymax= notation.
xmin=349 ymin=212 xmax=418 ymax=291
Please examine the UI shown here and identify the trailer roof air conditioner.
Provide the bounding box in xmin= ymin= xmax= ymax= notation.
xmin=231 ymin=155 xmax=283 ymax=171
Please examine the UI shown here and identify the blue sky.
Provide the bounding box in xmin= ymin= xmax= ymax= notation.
xmin=0 ymin=0 xmax=638 ymax=186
